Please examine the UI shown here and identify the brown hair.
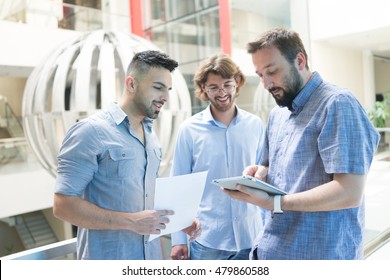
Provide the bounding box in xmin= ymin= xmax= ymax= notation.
xmin=247 ymin=28 xmax=309 ymax=70
xmin=194 ymin=54 xmax=246 ymax=101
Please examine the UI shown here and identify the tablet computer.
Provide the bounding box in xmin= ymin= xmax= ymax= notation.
xmin=211 ymin=175 xmax=287 ymax=195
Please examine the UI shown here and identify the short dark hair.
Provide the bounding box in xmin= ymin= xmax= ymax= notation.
xmin=127 ymin=50 xmax=178 ymax=76
xmin=247 ymin=28 xmax=309 ymax=69
xmin=194 ymin=53 xmax=246 ymax=101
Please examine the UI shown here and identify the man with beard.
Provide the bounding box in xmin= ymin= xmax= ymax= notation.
xmin=170 ymin=54 xmax=265 ymax=260
xmin=222 ymin=28 xmax=380 ymax=259
xmin=53 ymin=50 xmax=200 ymax=260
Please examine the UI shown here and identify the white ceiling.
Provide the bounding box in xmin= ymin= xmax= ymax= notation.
xmin=230 ymin=0 xmax=390 ymax=59
xmin=316 ymin=26 xmax=390 ymax=59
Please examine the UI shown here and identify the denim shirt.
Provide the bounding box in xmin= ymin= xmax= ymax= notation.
xmin=254 ymin=72 xmax=380 ymax=259
xmin=171 ymin=105 xmax=265 ymax=251
xmin=55 ymin=102 xmax=163 ymax=260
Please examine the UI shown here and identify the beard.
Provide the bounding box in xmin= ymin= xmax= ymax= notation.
xmin=269 ymin=66 xmax=304 ymax=110
xmin=145 ymin=100 xmax=164 ymax=119
xmin=134 ymin=95 xmax=164 ymax=119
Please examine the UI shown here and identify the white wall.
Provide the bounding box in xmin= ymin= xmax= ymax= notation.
xmin=0 ymin=167 xmax=55 ymax=219
xmin=310 ymin=42 xmax=365 ymax=104
xmin=308 ymin=0 xmax=390 ymax=39
xmin=303 ymin=0 xmax=390 ymax=109
xmin=0 ymin=20 xmax=80 ymax=71
xmin=374 ymin=59 xmax=390 ymax=94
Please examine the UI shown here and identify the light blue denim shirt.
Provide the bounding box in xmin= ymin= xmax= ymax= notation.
xmin=171 ymin=105 xmax=265 ymax=251
xmin=55 ymin=102 xmax=163 ymax=260
xmin=254 ymin=72 xmax=380 ymax=259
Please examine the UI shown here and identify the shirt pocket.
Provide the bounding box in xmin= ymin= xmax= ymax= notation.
xmin=106 ymin=148 xmax=137 ymax=178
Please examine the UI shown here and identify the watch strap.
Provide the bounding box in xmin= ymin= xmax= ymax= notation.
xmin=273 ymin=194 xmax=283 ymax=214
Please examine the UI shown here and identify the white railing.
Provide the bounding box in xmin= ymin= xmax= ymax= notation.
xmin=364 ymin=228 xmax=390 ymax=259
xmin=2 ymin=228 xmax=390 ymax=260
xmin=0 ymin=238 xmax=76 ymax=260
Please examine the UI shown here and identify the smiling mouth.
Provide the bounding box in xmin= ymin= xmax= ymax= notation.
xmin=269 ymin=88 xmax=283 ymax=99
xmin=153 ymin=101 xmax=164 ymax=110
xmin=153 ymin=102 xmax=164 ymax=114
xmin=216 ymin=95 xmax=229 ymax=103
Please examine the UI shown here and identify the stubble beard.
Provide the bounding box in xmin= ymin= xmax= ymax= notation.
xmin=272 ymin=66 xmax=304 ymax=110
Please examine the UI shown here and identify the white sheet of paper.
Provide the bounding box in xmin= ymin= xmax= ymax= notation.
xmin=148 ymin=171 xmax=208 ymax=241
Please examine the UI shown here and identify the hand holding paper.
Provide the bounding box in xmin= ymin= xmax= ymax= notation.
xmin=129 ymin=209 xmax=174 ymax=235
xmin=148 ymin=171 xmax=208 ymax=241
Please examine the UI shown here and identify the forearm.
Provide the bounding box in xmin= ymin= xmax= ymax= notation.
xmin=226 ymin=173 xmax=366 ymax=212
xmin=53 ymin=193 xmax=129 ymax=230
xmin=281 ymin=174 xmax=366 ymax=212
xmin=54 ymin=193 xmax=174 ymax=235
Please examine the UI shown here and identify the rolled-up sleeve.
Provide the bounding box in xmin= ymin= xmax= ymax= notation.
xmin=55 ymin=121 xmax=100 ymax=196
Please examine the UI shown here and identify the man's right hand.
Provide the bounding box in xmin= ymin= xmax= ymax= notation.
xmin=129 ymin=209 xmax=174 ymax=235
xmin=171 ymin=244 xmax=189 ymax=260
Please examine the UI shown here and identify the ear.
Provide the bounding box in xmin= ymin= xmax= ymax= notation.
xmin=200 ymin=84 xmax=210 ymax=101
xmin=200 ymin=83 xmax=206 ymax=91
xmin=125 ymin=76 xmax=136 ymax=92
xmin=296 ymin=52 xmax=306 ymax=71
xmin=235 ymin=75 xmax=242 ymax=86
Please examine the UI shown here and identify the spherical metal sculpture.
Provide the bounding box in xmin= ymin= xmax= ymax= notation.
xmin=22 ymin=30 xmax=191 ymax=177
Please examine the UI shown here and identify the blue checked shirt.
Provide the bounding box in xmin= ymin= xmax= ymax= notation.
xmin=55 ymin=102 xmax=163 ymax=260
xmin=254 ymin=72 xmax=380 ymax=259
xmin=171 ymin=105 xmax=265 ymax=251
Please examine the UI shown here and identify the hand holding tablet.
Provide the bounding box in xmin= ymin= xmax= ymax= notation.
xmin=211 ymin=175 xmax=287 ymax=195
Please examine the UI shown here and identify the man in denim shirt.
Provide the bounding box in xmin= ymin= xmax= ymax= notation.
xmin=53 ymin=50 xmax=199 ymax=260
xmin=224 ymin=28 xmax=380 ymax=259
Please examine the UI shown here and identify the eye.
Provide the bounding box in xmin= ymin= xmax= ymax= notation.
xmin=224 ymin=84 xmax=234 ymax=90
xmin=267 ymin=69 xmax=277 ymax=76
xmin=153 ymin=86 xmax=163 ymax=90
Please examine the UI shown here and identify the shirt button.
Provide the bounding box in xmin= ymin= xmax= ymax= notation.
xmin=144 ymin=241 xmax=148 ymax=245
xmin=122 ymin=153 xmax=125 ymax=157
xmin=145 ymin=193 xmax=148 ymax=197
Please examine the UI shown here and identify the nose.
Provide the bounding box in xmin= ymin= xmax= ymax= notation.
xmin=262 ymin=76 xmax=273 ymax=90
xmin=161 ymin=89 xmax=169 ymax=103
xmin=216 ymin=88 xmax=226 ymax=95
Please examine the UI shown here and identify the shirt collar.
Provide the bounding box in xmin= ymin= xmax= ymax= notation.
xmin=107 ymin=102 xmax=153 ymax=132
xmin=291 ymin=71 xmax=323 ymax=114
xmin=202 ymin=104 xmax=242 ymax=126
xmin=108 ymin=102 xmax=127 ymax=124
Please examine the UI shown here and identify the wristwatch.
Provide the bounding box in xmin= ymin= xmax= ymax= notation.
xmin=273 ymin=195 xmax=283 ymax=214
